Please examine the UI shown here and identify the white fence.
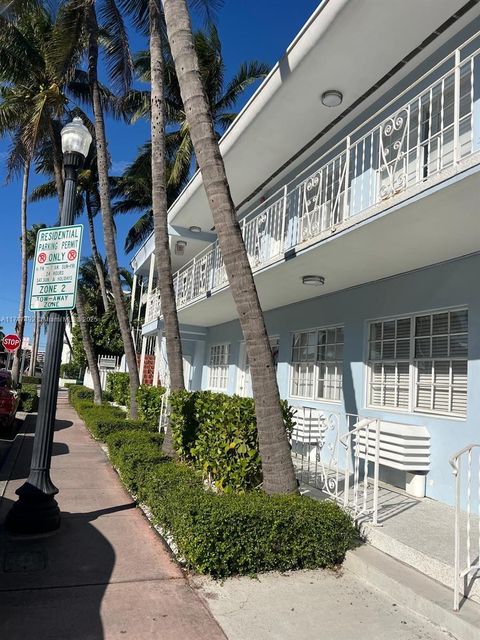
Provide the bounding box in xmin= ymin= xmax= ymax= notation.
xmin=155 ymin=30 xmax=480 ymax=314
xmin=450 ymin=443 xmax=480 ymax=611
xmin=83 ymin=354 xmax=122 ymax=391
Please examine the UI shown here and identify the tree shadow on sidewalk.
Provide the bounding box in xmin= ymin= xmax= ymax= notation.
xmin=0 ymin=497 xmax=134 ymax=640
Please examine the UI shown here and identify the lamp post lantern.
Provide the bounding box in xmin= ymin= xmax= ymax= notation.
xmin=6 ymin=118 xmax=92 ymax=534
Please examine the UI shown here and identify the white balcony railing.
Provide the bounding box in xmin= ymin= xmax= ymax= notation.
xmin=148 ymin=32 xmax=480 ymax=316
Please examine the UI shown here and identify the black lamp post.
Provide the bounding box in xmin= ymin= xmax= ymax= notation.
xmin=6 ymin=117 xmax=92 ymax=534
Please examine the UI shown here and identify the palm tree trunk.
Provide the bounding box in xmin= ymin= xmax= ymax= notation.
xmin=76 ymin=289 xmax=102 ymax=404
xmin=87 ymin=2 xmax=139 ymax=417
xmin=150 ymin=0 xmax=184 ymax=456
xmin=29 ymin=312 xmax=40 ymax=377
xmin=161 ymin=0 xmax=297 ymax=495
xmin=11 ymin=158 xmax=31 ymax=386
xmin=86 ymin=196 xmax=109 ymax=311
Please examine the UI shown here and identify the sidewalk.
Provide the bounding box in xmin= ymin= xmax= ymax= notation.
xmin=0 ymin=391 xmax=226 ymax=640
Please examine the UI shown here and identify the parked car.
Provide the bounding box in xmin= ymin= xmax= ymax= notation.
xmin=0 ymin=370 xmax=20 ymax=431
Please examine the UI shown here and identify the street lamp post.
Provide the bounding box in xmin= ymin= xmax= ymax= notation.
xmin=6 ymin=118 xmax=92 ymax=534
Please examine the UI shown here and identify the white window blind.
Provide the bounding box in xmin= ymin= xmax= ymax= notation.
xmin=209 ymin=344 xmax=230 ymax=390
xmin=291 ymin=327 xmax=343 ymax=401
xmin=367 ymin=309 xmax=468 ymax=417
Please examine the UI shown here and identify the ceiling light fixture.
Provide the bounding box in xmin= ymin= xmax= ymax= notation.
xmin=175 ymin=240 xmax=187 ymax=255
xmin=302 ymin=275 xmax=325 ymax=286
xmin=189 ymin=225 xmax=202 ymax=233
xmin=321 ymin=90 xmax=343 ymax=107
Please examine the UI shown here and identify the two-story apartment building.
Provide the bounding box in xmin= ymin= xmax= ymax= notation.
xmin=130 ymin=0 xmax=480 ymax=507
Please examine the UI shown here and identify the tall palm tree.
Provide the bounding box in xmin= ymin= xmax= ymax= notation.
xmin=56 ymin=0 xmax=140 ymax=416
xmin=161 ymin=0 xmax=297 ymax=495
xmin=0 ymin=4 xmax=88 ymax=384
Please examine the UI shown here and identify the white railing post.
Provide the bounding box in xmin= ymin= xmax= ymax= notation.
xmin=449 ymin=443 xmax=480 ymax=611
xmin=343 ymin=136 xmax=351 ymax=221
xmin=280 ymin=185 xmax=288 ymax=252
xmin=372 ymin=419 xmax=381 ymax=526
xmin=453 ymin=454 xmax=461 ymax=611
xmin=454 ymin=48 xmax=461 ymax=164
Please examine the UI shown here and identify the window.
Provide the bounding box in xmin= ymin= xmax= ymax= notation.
xmin=209 ymin=344 xmax=230 ymax=390
xmin=367 ymin=309 xmax=468 ymax=417
xmin=291 ymin=326 xmax=343 ymax=401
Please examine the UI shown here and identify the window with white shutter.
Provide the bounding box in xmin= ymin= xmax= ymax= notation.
xmin=291 ymin=326 xmax=343 ymax=401
xmin=208 ymin=344 xmax=230 ymax=390
xmin=367 ymin=309 xmax=468 ymax=417
xmin=414 ymin=310 xmax=468 ymax=416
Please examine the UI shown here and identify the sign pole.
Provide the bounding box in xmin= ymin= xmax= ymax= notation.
xmin=6 ymin=150 xmax=84 ymax=534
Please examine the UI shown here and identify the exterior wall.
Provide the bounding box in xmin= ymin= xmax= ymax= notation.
xmin=142 ymin=354 xmax=156 ymax=386
xmin=193 ymin=254 xmax=480 ymax=506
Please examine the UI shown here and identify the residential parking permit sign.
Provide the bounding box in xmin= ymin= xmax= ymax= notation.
xmin=29 ymin=225 xmax=84 ymax=311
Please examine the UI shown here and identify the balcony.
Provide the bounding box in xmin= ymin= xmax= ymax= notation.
xmin=148 ymin=32 xmax=480 ymax=321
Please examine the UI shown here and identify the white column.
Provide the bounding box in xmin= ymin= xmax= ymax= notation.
xmin=153 ymin=329 xmax=162 ymax=386
xmin=145 ymin=253 xmax=156 ymax=323
xmin=129 ymin=273 xmax=137 ymax=323
xmin=139 ymin=335 xmax=147 ymax=385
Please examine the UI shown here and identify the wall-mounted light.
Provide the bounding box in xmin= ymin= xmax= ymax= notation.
xmin=189 ymin=225 xmax=202 ymax=233
xmin=175 ymin=240 xmax=187 ymax=255
xmin=302 ymin=275 xmax=325 ymax=286
xmin=321 ymin=90 xmax=343 ymax=107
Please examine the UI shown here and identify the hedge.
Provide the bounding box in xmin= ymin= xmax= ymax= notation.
xmin=105 ymin=430 xmax=356 ymax=578
xmin=106 ymin=430 xmax=166 ymax=495
xmin=19 ymin=384 xmax=39 ymax=412
xmin=69 ymin=386 xmax=157 ymax=442
xmin=106 ymin=372 xmax=130 ymax=406
xmin=21 ymin=375 xmax=41 ymax=385
xmin=136 ymin=384 xmax=165 ymax=429
xmin=169 ymin=390 xmax=295 ymax=492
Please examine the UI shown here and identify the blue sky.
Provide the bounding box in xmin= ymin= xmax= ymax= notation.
xmin=0 ymin=0 xmax=320 ymax=341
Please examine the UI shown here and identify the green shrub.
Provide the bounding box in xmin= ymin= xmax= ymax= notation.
xmin=60 ymin=362 xmax=81 ymax=379
xmin=106 ymin=372 xmax=130 ymax=406
xmin=91 ymin=416 xmax=155 ymax=441
xmin=80 ymin=404 xmax=124 ymax=432
xmin=69 ymin=385 xmax=94 ymax=406
xmin=105 ymin=433 xmax=355 ymax=578
xmin=136 ymin=384 xmax=165 ymax=428
xmin=21 ymin=375 xmax=41 ymax=385
xmin=19 ymin=384 xmax=39 ymax=412
xmin=169 ymin=390 xmax=295 ymax=492
xmin=105 ymin=430 xmax=165 ymax=495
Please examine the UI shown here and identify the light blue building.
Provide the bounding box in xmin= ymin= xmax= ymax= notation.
xmin=131 ymin=0 xmax=480 ymax=509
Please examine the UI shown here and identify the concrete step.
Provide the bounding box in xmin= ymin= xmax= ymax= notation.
xmin=345 ymin=545 xmax=480 ymax=640
xmin=360 ymin=520 xmax=480 ymax=605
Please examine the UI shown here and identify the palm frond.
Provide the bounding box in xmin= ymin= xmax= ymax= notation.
xmin=29 ymin=180 xmax=57 ymax=202
xmin=124 ymin=210 xmax=153 ymax=253
xmin=215 ymin=61 xmax=270 ymax=112
xmin=98 ymin=0 xmax=133 ymax=95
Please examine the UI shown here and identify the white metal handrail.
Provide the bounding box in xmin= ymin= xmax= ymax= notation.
xmin=291 ymin=408 xmax=381 ymax=524
xmin=162 ymin=31 xmax=480 ymax=315
xmin=449 ymin=443 xmax=480 ymax=611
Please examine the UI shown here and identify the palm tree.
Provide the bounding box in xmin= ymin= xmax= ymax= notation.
xmin=0 ymin=4 xmax=87 ymax=384
xmin=162 ymin=0 xmax=298 ymax=495
xmin=111 ymin=140 xmax=189 ymax=253
xmin=128 ymin=25 xmax=270 ymax=187
xmin=76 ymin=287 xmax=103 ymax=404
xmin=56 ymin=0 xmax=140 ymax=416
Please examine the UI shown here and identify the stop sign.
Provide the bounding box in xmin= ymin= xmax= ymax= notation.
xmin=2 ymin=334 xmax=21 ymax=353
